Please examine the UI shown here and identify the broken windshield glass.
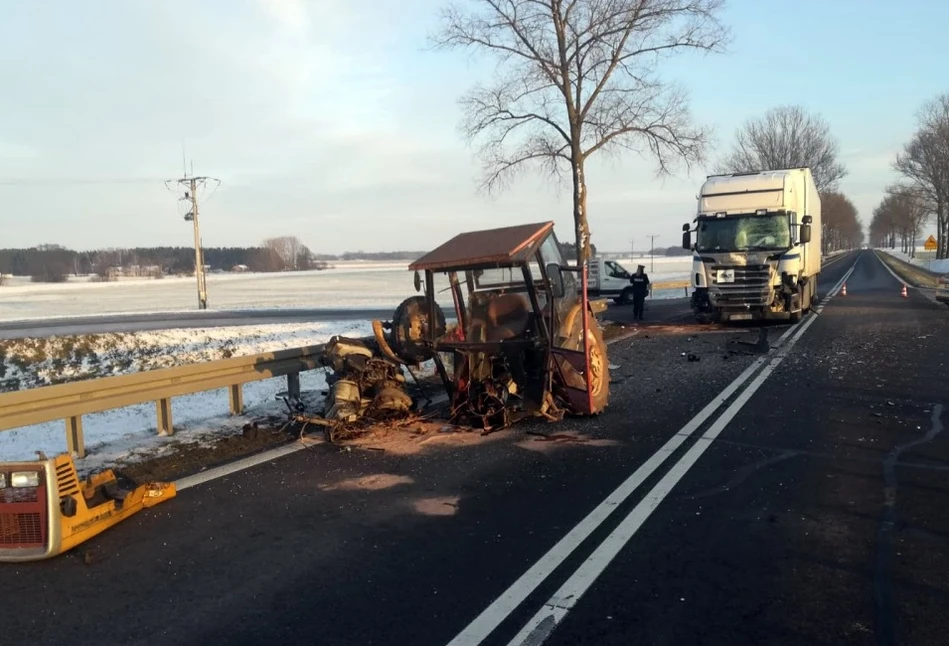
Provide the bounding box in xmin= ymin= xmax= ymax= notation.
xmin=696 ymin=214 xmax=791 ymax=252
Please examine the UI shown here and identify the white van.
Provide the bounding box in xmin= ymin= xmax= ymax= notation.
xmin=588 ymin=258 xmax=639 ymax=304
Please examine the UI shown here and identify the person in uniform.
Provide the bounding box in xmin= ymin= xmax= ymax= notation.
xmin=630 ymin=264 xmax=650 ymax=321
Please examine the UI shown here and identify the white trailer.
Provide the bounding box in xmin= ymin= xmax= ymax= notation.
xmin=681 ymin=168 xmax=821 ymax=323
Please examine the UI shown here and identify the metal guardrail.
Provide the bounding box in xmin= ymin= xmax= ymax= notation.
xmin=650 ymin=279 xmax=690 ymax=296
xmin=0 ymin=344 xmax=327 ymax=459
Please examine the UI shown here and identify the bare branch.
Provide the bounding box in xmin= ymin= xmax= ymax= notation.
xmin=432 ymin=0 xmax=729 ymax=262
xmin=718 ymin=105 xmax=847 ymax=192
xmin=893 ymin=94 xmax=949 ymax=257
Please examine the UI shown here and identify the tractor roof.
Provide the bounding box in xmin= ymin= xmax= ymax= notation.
xmin=409 ymin=221 xmax=554 ymax=272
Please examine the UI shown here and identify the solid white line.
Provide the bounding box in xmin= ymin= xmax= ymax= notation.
xmin=174 ymin=440 xmax=315 ymax=491
xmin=445 ymin=325 xmax=802 ymax=646
xmin=450 ymin=255 xmax=861 ymax=646
xmin=873 ymin=250 xmax=915 ymax=289
xmin=505 ymin=294 xmax=827 ymax=646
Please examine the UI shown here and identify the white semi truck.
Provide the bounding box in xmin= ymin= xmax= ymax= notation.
xmin=681 ymin=168 xmax=821 ymax=323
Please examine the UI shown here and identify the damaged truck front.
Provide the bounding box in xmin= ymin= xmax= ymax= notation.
xmin=682 ymin=168 xmax=822 ymax=324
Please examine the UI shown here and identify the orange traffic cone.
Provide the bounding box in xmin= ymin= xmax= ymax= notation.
xmin=841 ymin=283 xmax=847 ymax=296
xmin=901 ymin=284 xmax=908 ymax=298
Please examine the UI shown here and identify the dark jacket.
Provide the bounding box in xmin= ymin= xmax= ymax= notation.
xmin=630 ymin=272 xmax=650 ymax=297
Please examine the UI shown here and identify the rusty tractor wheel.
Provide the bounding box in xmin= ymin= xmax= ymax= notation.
xmin=558 ymin=309 xmax=610 ymax=415
xmin=584 ymin=312 xmax=610 ymax=413
xmin=389 ymin=295 xmax=446 ymax=364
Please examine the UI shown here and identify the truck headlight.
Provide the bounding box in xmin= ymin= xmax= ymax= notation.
xmin=10 ymin=471 xmax=40 ymax=488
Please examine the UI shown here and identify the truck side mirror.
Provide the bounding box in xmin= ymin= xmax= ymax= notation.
xmin=681 ymin=224 xmax=691 ymax=250
xmin=802 ymin=215 xmax=813 ymax=225
xmin=546 ymin=263 xmax=565 ymax=298
xmin=800 ymin=224 xmax=812 ymax=244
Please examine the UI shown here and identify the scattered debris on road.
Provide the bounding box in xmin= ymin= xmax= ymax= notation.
xmin=0 ymin=452 xmax=175 ymax=562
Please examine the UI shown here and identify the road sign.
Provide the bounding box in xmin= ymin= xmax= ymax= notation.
xmin=924 ymin=235 xmax=938 ymax=251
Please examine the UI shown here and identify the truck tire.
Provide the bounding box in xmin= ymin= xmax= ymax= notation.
xmin=616 ymin=287 xmax=633 ymax=305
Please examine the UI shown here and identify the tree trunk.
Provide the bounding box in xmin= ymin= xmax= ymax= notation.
xmin=571 ymin=153 xmax=590 ymax=266
xmin=941 ymin=200 xmax=948 ymax=259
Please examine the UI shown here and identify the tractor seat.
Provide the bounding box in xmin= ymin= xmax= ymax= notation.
xmin=485 ymin=293 xmax=530 ymax=341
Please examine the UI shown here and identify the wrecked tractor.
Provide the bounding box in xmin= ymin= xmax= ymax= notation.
xmin=371 ymin=221 xmax=610 ymax=431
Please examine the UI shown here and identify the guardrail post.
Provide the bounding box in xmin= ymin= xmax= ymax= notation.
xmin=287 ymin=372 xmax=301 ymax=401
xmin=66 ymin=416 xmax=86 ymax=459
xmin=229 ymin=384 xmax=244 ymax=415
xmin=156 ymin=398 xmax=173 ymax=435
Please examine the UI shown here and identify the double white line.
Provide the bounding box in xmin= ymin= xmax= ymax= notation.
xmin=447 ymin=262 xmax=858 ymax=646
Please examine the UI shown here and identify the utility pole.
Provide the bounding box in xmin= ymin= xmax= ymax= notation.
xmin=166 ymin=170 xmax=218 ymax=310
xmin=645 ymin=234 xmax=660 ymax=273
xmin=630 ymin=238 xmax=634 ymax=261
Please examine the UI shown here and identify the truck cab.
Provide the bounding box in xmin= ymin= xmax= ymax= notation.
xmin=682 ymin=168 xmax=821 ymax=324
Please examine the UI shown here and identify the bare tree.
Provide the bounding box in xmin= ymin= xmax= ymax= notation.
xmin=262 ymin=236 xmax=311 ymax=271
xmin=869 ymin=199 xmax=898 ymax=249
xmin=894 ymin=94 xmax=949 ymax=258
xmin=432 ymin=0 xmax=729 ymax=263
xmin=718 ymin=105 xmax=847 ymax=192
xmin=886 ymin=185 xmax=931 ymax=256
xmin=821 ymin=192 xmax=863 ymax=252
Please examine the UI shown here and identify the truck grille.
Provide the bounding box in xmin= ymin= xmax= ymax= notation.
xmin=709 ymin=264 xmax=771 ymax=307
xmin=0 ymin=512 xmax=44 ymax=546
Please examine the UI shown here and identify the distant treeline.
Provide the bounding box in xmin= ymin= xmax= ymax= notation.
xmin=0 ymin=243 xmax=429 ymax=283
xmin=0 ymin=239 xmax=624 ymax=284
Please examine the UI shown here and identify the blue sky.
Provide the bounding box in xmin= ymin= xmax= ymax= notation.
xmin=0 ymin=0 xmax=946 ymax=253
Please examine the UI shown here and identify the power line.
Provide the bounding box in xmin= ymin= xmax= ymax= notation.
xmin=0 ymin=177 xmax=165 ymax=186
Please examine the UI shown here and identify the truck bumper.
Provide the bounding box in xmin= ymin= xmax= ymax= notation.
xmin=692 ymin=287 xmax=795 ymax=322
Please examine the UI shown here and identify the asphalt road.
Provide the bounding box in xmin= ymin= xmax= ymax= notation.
xmin=0 ymin=256 xmax=847 ymax=339
xmin=0 ymin=299 xmax=693 ymax=340
xmin=5 ymin=251 xmax=947 ymax=646
xmin=0 ymin=308 xmax=397 ymax=340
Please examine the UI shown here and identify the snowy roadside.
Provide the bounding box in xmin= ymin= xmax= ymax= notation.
xmin=0 ymin=321 xmax=373 ymax=469
xmin=878 ymin=248 xmax=949 ymax=274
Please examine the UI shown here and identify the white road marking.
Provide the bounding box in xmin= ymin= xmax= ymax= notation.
xmin=448 ymin=257 xmax=860 ymax=646
xmin=873 ymin=250 xmax=916 ymax=289
xmin=505 ymin=293 xmax=829 ymax=646
xmin=446 ymin=331 xmax=801 ymax=646
xmin=175 ymin=441 xmax=316 ymax=491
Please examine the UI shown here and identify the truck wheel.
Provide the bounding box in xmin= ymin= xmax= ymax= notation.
xmin=695 ymin=313 xmax=713 ymax=325
xmin=617 ymin=287 xmax=633 ymax=305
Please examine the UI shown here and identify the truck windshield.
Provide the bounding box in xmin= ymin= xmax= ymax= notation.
xmin=696 ymin=214 xmax=791 ymax=252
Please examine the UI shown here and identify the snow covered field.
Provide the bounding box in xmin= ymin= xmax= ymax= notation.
xmin=0 ymin=320 xmax=372 ymax=466
xmin=0 ymin=257 xmax=693 ymax=322
xmin=879 ymin=248 xmax=949 ymax=274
